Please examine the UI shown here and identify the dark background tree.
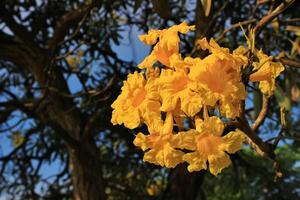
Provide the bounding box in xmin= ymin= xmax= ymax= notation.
xmin=0 ymin=0 xmax=299 ymax=199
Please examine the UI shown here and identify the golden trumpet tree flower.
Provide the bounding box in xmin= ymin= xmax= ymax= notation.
xmin=178 ymin=116 xmax=245 ymax=175
xmin=133 ymin=112 xmax=184 ymax=168
xmin=111 ymin=22 xmax=285 ymax=175
xmin=189 ymin=54 xmax=246 ymax=118
xmin=111 ymin=72 xmax=161 ymax=130
xmin=159 ymin=69 xmax=203 ymax=116
xmin=250 ymin=50 xmax=285 ymax=96
xmin=138 ymin=22 xmax=195 ymax=69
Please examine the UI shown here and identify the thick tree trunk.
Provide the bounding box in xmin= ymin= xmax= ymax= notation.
xmin=163 ymin=163 xmax=206 ymax=200
xmin=68 ymin=140 xmax=107 ymax=200
xmin=0 ymin=7 xmax=107 ymax=199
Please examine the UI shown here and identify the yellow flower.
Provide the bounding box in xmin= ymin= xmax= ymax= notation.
xmin=133 ymin=112 xmax=184 ymax=168
xmin=169 ymin=54 xmax=202 ymax=71
xmin=177 ymin=116 xmax=245 ymax=175
xmin=139 ymin=22 xmax=195 ymax=69
xmin=249 ymin=50 xmax=285 ymax=96
xmin=197 ymin=38 xmax=247 ymax=70
xmin=189 ymin=54 xmax=246 ymax=118
xmin=111 ymin=72 xmax=161 ymax=130
xmin=159 ymin=69 xmax=203 ymax=117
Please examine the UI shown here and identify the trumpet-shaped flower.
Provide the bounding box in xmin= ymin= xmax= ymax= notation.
xmin=250 ymin=50 xmax=284 ymax=96
xmin=159 ymin=69 xmax=203 ymax=116
xmin=197 ymin=38 xmax=247 ymax=72
xmin=139 ymin=22 xmax=195 ymax=69
xmin=177 ymin=116 xmax=245 ymax=175
xmin=189 ymin=54 xmax=246 ymax=118
xmin=133 ymin=113 xmax=184 ymax=168
xmin=111 ymin=72 xmax=161 ymax=130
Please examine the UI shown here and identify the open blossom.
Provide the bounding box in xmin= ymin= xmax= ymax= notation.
xmin=111 ymin=72 xmax=161 ymax=130
xmin=197 ymin=38 xmax=247 ymax=72
xmin=133 ymin=112 xmax=184 ymax=168
xmin=159 ymin=69 xmax=203 ymax=116
xmin=189 ymin=53 xmax=246 ymax=118
xmin=177 ymin=116 xmax=245 ymax=175
xmin=249 ymin=50 xmax=285 ymax=96
xmin=139 ymin=22 xmax=195 ymax=69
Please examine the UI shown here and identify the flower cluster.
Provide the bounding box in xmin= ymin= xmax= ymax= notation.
xmin=111 ymin=22 xmax=284 ymax=175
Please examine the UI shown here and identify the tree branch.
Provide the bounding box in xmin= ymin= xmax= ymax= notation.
xmin=216 ymin=19 xmax=256 ymax=42
xmin=251 ymin=95 xmax=269 ymax=131
xmin=276 ymin=58 xmax=300 ymax=68
xmin=237 ymin=116 xmax=275 ymax=159
xmin=253 ymin=0 xmax=295 ymax=35
xmin=0 ymin=4 xmax=36 ymax=45
xmin=47 ymin=3 xmax=94 ymax=52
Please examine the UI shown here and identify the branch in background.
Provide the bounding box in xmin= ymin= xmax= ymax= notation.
xmin=283 ymin=17 xmax=300 ymax=23
xmin=236 ymin=100 xmax=275 ymax=159
xmin=83 ymin=76 xmax=116 ymax=139
xmin=47 ymin=3 xmax=94 ymax=52
xmin=216 ymin=19 xmax=256 ymax=42
xmin=253 ymin=0 xmax=295 ymax=34
xmin=0 ymin=5 xmax=36 ymax=45
xmin=276 ymin=58 xmax=300 ymax=68
xmin=251 ymin=95 xmax=269 ymax=131
xmin=237 ymin=116 xmax=275 ymax=159
xmin=194 ymin=0 xmax=212 ymax=39
xmin=256 ymin=0 xmax=272 ymax=5
xmin=151 ymin=0 xmax=171 ymax=20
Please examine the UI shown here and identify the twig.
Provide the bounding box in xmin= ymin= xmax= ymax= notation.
xmin=251 ymin=95 xmax=269 ymax=131
xmin=253 ymin=0 xmax=296 ymax=35
xmin=275 ymin=58 xmax=300 ymax=68
xmin=216 ymin=19 xmax=256 ymax=42
xmin=47 ymin=3 xmax=94 ymax=52
xmin=273 ymin=128 xmax=284 ymax=148
xmin=283 ymin=17 xmax=300 ymax=23
xmin=237 ymin=116 xmax=275 ymax=159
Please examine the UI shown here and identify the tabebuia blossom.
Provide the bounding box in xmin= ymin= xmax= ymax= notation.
xmin=111 ymin=22 xmax=284 ymax=175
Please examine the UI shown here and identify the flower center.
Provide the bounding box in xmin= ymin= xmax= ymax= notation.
xmin=196 ymin=134 xmax=223 ymax=158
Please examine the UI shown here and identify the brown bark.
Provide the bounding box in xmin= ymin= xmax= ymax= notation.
xmin=68 ymin=140 xmax=106 ymax=200
xmin=163 ymin=164 xmax=206 ymax=200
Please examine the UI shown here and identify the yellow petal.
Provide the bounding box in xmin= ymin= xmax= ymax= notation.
xmin=196 ymin=116 xmax=224 ymax=137
xmin=219 ymin=99 xmax=243 ymax=118
xmin=160 ymin=95 xmax=178 ymax=112
xmin=176 ymin=21 xmax=195 ymax=34
xmin=138 ymin=51 xmax=157 ymax=69
xmin=173 ymin=130 xmax=197 ymax=150
xmin=133 ymin=133 xmax=148 ymax=151
xmin=139 ymin=29 xmax=161 ymax=45
xmin=143 ymin=144 xmax=183 ymax=168
xmin=162 ymin=112 xmax=173 ymax=135
xmin=183 ymin=152 xmax=207 ymax=172
xmin=221 ymin=129 xmax=245 ymax=153
xmin=208 ymin=152 xmax=231 ymax=176
xmin=180 ymin=90 xmax=203 ymax=117
xmin=122 ymin=109 xmax=141 ymax=129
